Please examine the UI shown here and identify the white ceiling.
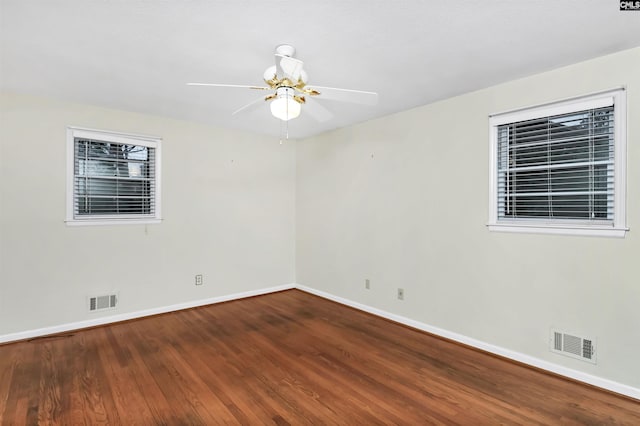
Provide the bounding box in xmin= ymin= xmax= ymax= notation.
xmin=2 ymin=0 xmax=639 ymax=139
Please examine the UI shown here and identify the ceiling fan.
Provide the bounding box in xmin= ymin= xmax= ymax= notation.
xmin=188 ymin=44 xmax=378 ymax=123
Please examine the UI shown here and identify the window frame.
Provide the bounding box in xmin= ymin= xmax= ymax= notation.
xmin=66 ymin=126 xmax=162 ymax=226
xmin=488 ymin=88 xmax=627 ymax=238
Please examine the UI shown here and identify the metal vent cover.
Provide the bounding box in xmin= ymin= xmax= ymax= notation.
xmin=550 ymin=329 xmax=596 ymax=364
xmin=88 ymin=293 xmax=118 ymax=312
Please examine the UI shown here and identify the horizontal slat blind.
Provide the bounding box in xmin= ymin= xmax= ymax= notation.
xmin=497 ymin=106 xmax=614 ymax=221
xmin=74 ymin=138 xmax=156 ymax=217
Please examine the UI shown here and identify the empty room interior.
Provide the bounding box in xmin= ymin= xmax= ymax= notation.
xmin=1 ymin=0 xmax=640 ymax=424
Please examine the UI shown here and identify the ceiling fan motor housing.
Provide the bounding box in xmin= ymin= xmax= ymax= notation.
xmin=275 ymin=44 xmax=296 ymax=57
xmin=263 ymin=65 xmax=278 ymax=82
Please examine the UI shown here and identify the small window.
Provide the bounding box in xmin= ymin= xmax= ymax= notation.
xmin=66 ymin=127 xmax=161 ymax=225
xmin=488 ymin=89 xmax=627 ymax=237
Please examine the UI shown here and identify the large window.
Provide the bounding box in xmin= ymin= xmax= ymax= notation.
xmin=488 ymin=89 xmax=627 ymax=237
xmin=66 ymin=127 xmax=161 ymax=225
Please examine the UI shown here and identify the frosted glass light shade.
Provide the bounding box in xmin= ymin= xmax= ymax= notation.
xmin=270 ymin=89 xmax=301 ymax=121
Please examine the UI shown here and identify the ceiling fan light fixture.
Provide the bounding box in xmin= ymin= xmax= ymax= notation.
xmin=270 ymin=88 xmax=301 ymax=121
xmin=189 ymin=44 xmax=378 ymax=127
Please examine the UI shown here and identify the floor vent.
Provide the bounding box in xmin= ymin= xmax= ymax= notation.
xmin=550 ymin=329 xmax=596 ymax=364
xmin=88 ymin=293 xmax=118 ymax=313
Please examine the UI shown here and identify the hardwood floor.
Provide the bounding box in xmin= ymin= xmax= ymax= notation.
xmin=1 ymin=289 xmax=638 ymax=425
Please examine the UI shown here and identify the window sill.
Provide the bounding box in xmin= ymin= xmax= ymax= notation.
xmin=65 ymin=218 xmax=162 ymax=227
xmin=487 ymin=223 xmax=628 ymax=238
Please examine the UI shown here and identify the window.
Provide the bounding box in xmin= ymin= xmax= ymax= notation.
xmin=66 ymin=127 xmax=161 ymax=225
xmin=488 ymin=89 xmax=627 ymax=237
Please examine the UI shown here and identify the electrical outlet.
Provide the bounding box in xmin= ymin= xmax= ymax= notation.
xmin=397 ymin=288 xmax=404 ymax=300
xmin=195 ymin=274 xmax=203 ymax=286
xmin=365 ymin=279 xmax=370 ymax=289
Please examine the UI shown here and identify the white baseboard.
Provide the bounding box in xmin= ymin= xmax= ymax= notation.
xmin=295 ymin=284 xmax=640 ymax=401
xmin=0 ymin=283 xmax=295 ymax=345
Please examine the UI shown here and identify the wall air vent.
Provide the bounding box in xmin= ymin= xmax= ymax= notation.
xmin=550 ymin=328 xmax=596 ymax=364
xmin=88 ymin=293 xmax=118 ymax=313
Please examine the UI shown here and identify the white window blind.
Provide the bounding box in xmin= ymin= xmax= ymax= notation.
xmin=66 ymin=127 xmax=161 ymax=225
xmin=488 ymin=88 xmax=627 ymax=237
xmin=496 ymin=104 xmax=614 ymax=221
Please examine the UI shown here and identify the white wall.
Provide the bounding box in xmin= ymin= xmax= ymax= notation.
xmin=296 ymin=47 xmax=640 ymax=389
xmin=0 ymin=93 xmax=296 ymax=336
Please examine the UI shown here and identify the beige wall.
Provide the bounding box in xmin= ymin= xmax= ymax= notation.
xmin=296 ymin=47 xmax=640 ymax=388
xmin=0 ymin=93 xmax=296 ymax=335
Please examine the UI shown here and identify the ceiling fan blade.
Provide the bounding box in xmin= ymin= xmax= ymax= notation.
xmin=232 ymin=96 xmax=268 ymax=116
xmin=304 ymin=97 xmax=333 ymax=123
xmin=187 ymin=83 xmax=269 ymax=90
xmin=275 ymin=54 xmax=304 ymax=82
xmin=305 ymin=86 xmax=378 ymax=105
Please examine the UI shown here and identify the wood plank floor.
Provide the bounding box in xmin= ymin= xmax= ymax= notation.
xmin=1 ymin=289 xmax=638 ymax=425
